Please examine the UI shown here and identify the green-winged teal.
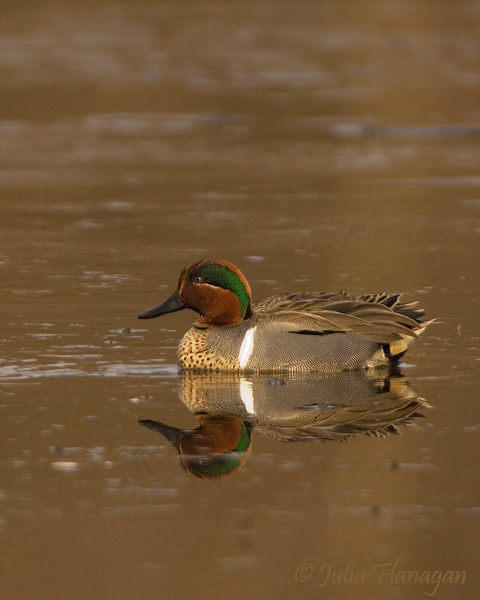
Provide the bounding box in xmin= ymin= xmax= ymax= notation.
xmin=138 ymin=259 xmax=432 ymax=372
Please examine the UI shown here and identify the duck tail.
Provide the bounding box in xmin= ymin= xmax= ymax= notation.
xmin=384 ymin=317 xmax=435 ymax=360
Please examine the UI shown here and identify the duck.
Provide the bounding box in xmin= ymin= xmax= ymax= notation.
xmin=138 ymin=259 xmax=432 ymax=373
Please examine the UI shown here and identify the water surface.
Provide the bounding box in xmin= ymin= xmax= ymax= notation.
xmin=1 ymin=2 xmax=480 ymax=599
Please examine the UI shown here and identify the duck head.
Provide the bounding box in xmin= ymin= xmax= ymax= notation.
xmin=138 ymin=259 xmax=252 ymax=327
xmin=139 ymin=415 xmax=252 ymax=479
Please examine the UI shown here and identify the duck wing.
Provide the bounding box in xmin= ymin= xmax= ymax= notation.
xmin=253 ymin=291 xmax=430 ymax=346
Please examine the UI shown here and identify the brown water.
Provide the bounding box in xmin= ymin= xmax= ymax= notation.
xmin=1 ymin=1 xmax=480 ymax=599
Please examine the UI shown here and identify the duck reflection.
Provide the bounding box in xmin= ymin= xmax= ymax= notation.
xmin=139 ymin=371 xmax=428 ymax=479
xmin=141 ymin=415 xmax=252 ymax=479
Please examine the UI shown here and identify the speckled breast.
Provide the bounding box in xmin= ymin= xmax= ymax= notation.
xmin=177 ymin=319 xmax=387 ymax=373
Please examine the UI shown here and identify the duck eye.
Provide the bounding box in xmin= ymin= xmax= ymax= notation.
xmin=192 ymin=274 xmax=205 ymax=284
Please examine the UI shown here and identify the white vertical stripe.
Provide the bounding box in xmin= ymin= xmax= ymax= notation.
xmin=239 ymin=379 xmax=255 ymax=415
xmin=238 ymin=326 xmax=257 ymax=368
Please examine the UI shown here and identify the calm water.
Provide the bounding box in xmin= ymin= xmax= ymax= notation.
xmin=1 ymin=1 xmax=480 ymax=599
